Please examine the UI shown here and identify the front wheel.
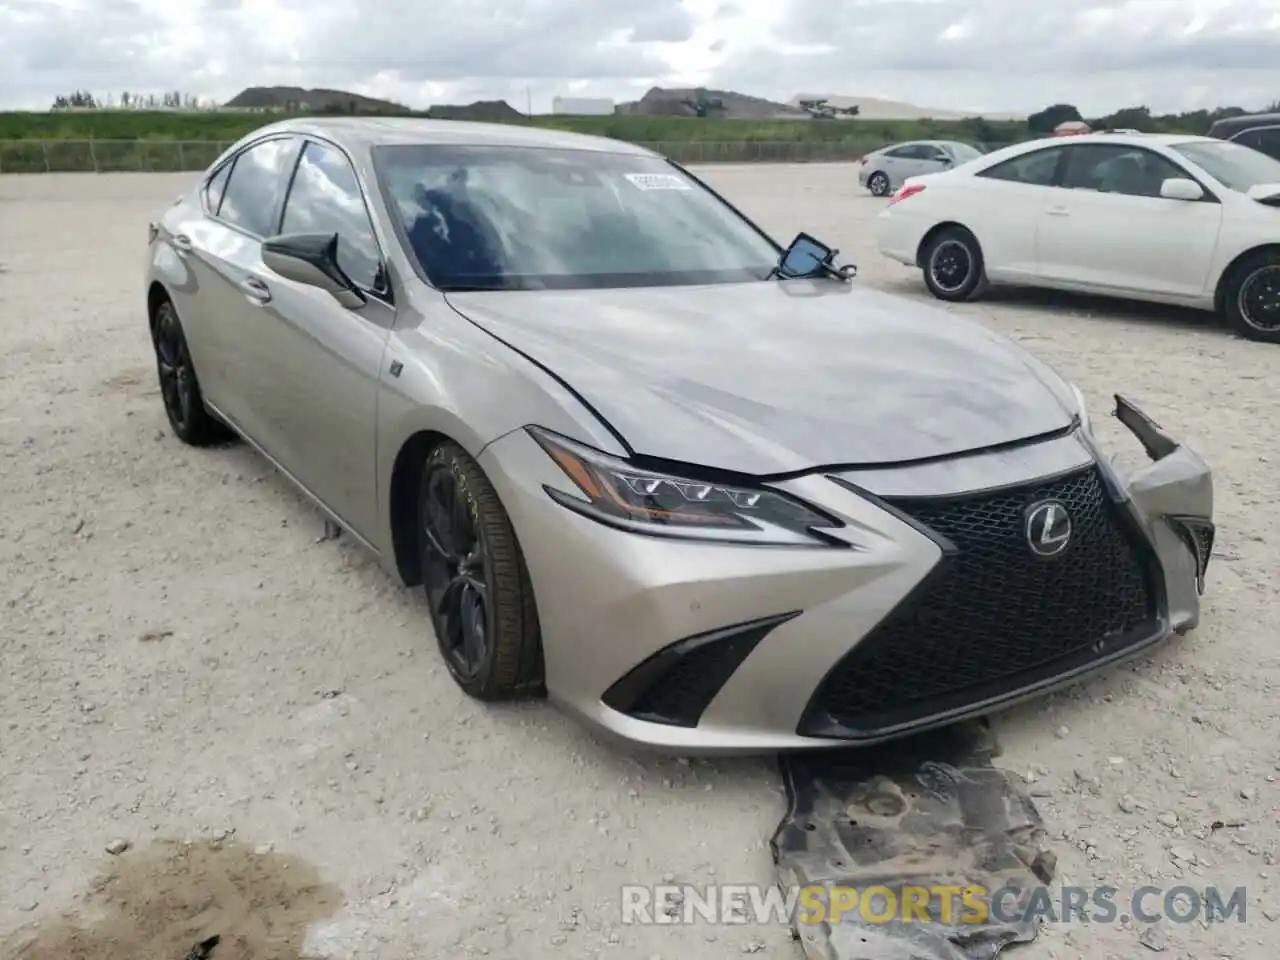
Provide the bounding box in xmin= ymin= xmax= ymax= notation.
xmin=921 ymin=226 xmax=989 ymax=302
xmin=867 ymin=171 xmax=890 ymax=197
xmin=1223 ymin=251 xmax=1280 ymax=343
xmin=417 ymin=442 xmax=544 ymax=700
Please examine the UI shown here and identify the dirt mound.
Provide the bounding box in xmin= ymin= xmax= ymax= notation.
xmin=3 ymin=840 xmax=341 ymax=960
xmin=618 ymin=86 xmax=803 ymax=120
xmin=224 ymin=86 xmax=407 ymax=113
xmin=425 ymin=100 xmax=525 ymax=122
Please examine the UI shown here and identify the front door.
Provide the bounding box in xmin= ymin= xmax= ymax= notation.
xmin=243 ymin=137 xmax=394 ymax=539
xmin=1035 ymin=143 xmax=1223 ymax=298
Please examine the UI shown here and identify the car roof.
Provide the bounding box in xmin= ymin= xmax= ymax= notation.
xmin=988 ymin=132 xmax=1218 ymax=157
xmin=875 ymin=139 xmax=964 ymax=151
xmin=242 ymin=116 xmax=656 ymax=157
xmin=1209 ymin=112 xmax=1280 ymax=136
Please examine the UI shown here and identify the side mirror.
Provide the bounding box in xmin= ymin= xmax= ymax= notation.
xmin=939 ymin=156 xmax=953 ymax=167
xmin=1159 ymin=178 xmax=1204 ymax=202
xmin=262 ymin=232 xmax=366 ymax=309
xmin=779 ymin=232 xmax=834 ymax=278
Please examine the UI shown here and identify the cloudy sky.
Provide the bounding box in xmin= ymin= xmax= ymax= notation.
xmin=1 ymin=0 xmax=1277 ymax=116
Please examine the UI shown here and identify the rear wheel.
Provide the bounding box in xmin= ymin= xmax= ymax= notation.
xmin=151 ymin=300 xmax=231 ymax=445
xmin=867 ymin=171 xmax=890 ymax=197
xmin=417 ymin=442 xmax=544 ymax=700
xmin=921 ymin=226 xmax=989 ymax=303
xmin=1223 ymin=250 xmax=1280 ymax=343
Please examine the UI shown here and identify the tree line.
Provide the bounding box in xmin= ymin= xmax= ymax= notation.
xmin=51 ymin=90 xmax=210 ymax=110
xmin=1027 ymin=101 xmax=1279 ymax=136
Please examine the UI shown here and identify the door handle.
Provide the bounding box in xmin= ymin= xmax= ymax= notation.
xmin=171 ymin=233 xmax=193 ymax=254
xmin=240 ymin=276 xmax=272 ymax=304
xmin=1045 ymin=206 xmax=1070 ymax=217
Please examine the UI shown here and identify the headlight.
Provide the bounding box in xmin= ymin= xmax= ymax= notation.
xmin=528 ymin=427 xmax=844 ymax=547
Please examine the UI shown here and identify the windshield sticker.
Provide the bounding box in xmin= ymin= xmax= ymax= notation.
xmin=623 ymin=172 xmax=692 ymax=191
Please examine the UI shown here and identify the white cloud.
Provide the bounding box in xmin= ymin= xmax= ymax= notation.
xmin=0 ymin=0 xmax=1275 ymax=114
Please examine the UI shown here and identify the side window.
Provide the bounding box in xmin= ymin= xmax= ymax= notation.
xmin=1234 ymin=129 xmax=1264 ymax=150
xmin=885 ymin=144 xmax=921 ymax=159
xmin=978 ymin=148 xmax=1064 ymax=186
xmin=921 ymin=146 xmax=949 ymax=161
xmin=1061 ymin=145 xmax=1187 ymax=198
xmin=204 ymin=161 xmax=233 ymax=214
xmin=279 ymin=140 xmax=382 ymax=290
xmin=1235 ymin=128 xmax=1280 ymax=162
xmin=218 ymin=137 xmax=300 ymax=237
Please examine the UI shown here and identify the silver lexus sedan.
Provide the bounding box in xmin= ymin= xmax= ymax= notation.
xmin=144 ymin=117 xmax=1215 ymax=754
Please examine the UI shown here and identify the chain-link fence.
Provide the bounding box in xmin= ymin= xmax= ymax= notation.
xmin=0 ymin=137 xmax=916 ymax=174
xmin=0 ymin=140 xmax=232 ymax=173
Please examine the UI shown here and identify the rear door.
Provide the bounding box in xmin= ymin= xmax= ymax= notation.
xmin=247 ymin=137 xmax=395 ymax=537
xmin=1034 ymin=143 xmax=1223 ymax=297
xmin=185 ymin=135 xmax=302 ymax=447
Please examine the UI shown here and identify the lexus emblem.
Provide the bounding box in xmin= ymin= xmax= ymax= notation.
xmin=1024 ymin=500 xmax=1072 ymax=557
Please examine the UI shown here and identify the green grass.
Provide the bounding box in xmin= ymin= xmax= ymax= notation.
xmin=0 ymin=109 xmax=1033 ymax=145
xmin=0 ymin=107 xmax=1211 ymax=174
xmin=0 ymin=110 xmax=1044 ymax=172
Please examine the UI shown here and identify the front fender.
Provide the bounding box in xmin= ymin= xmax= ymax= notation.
xmin=371 ymin=305 xmax=630 ymax=573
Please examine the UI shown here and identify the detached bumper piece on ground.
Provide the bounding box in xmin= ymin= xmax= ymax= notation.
xmin=773 ymin=722 xmax=1052 ymax=960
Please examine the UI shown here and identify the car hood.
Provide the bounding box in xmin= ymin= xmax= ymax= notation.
xmin=447 ymin=281 xmax=1078 ymax=475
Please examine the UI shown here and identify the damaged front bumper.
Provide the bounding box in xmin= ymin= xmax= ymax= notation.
xmin=1104 ymin=394 xmax=1214 ymax=633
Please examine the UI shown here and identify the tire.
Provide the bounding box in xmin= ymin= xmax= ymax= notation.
xmin=1222 ymin=249 xmax=1280 ymax=343
xmin=417 ymin=441 xmax=544 ymax=700
xmin=867 ymin=171 xmax=891 ymax=197
xmin=150 ymin=299 xmax=233 ymax=446
xmin=920 ymin=226 xmax=989 ymax=303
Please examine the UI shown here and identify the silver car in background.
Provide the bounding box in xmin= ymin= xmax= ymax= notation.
xmin=858 ymin=140 xmax=985 ymax=196
xmin=144 ymin=118 xmax=1214 ymax=754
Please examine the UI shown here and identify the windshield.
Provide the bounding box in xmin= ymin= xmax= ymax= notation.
xmin=1171 ymin=140 xmax=1280 ymax=192
xmin=373 ymin=144 xmax=781 ymax=291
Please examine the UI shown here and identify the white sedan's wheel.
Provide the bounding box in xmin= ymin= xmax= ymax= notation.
xmin=867 ymin=172 xmax=890 ymax=197
xmin=1225 ymin=253 xmax=1280 ymax=343
xmin=921 ymin=227 xmax=989 ymax=303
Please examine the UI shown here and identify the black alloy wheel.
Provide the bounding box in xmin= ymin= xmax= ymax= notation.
xmin=920 ymin=226 xmax=989 ymax=302
xmin=1223 ymin=251 xmax=1280 ymax=344
xmin=1238 ymin=266 xmax=1280 ymax=335
xmin=421 ymin=459 xmax=494 ymax=682
xmin=929 ymin=240 xmax=973 ymax=293
xmin=417 ymin=442 xmax=544 ymax=699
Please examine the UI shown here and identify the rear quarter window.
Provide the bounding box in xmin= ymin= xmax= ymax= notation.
xmin=977 ymin=148 xmax=1065 ymax=186
xmin=217 ymin=137 xmax=301 ymax=237
xmin=204 ymin=161 xmax=233 ymax=214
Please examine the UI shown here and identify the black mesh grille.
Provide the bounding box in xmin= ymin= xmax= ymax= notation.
xmin=804 ymin=467 xmax=1160 ymax=737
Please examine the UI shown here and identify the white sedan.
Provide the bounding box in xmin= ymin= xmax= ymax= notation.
xmin=875 ymin=133 xmax=1280 ymax=342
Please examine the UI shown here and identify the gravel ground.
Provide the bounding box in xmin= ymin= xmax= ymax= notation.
xmin=2 ymin=165 xmax=1279 ymax=960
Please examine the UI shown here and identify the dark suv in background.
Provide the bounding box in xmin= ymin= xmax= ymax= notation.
xmin=1209 ymin=113 xmax=1280 ymax=161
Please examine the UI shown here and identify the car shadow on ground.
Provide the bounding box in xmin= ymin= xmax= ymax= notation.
xmin=981 ymin=287 xmax=1225 ymax=332
xmin=881 ymin=276 xmax=1237 ymax=339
